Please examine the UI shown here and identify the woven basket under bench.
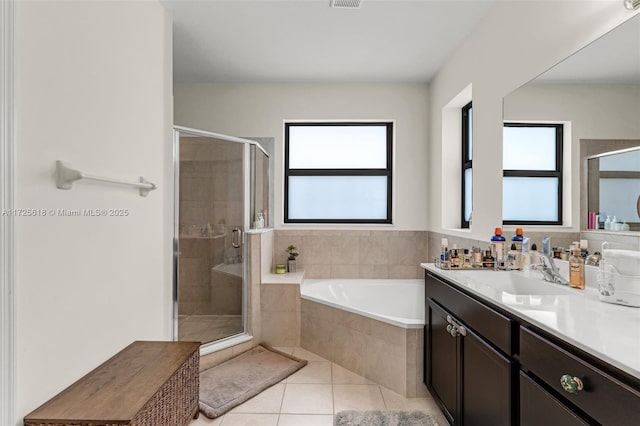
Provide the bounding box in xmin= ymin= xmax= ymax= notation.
xmin=24 ymin=341 xmax=200 ymax=426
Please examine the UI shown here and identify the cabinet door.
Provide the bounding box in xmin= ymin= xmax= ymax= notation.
xmin=462 ymin=328 xmax=512 ymax=426
xmin=520 ymin=372 xmax=589 ymax=426
xmin=426 ymin=300 xmax=458 ymax=425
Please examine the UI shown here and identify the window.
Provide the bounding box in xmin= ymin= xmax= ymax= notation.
xmin=284 ymin=122 xmax=393 ymax=223
xmin=503 ymin=123 xmax=563 ymax=225
xmin=461 ymin=102 xmax=472 ymax=228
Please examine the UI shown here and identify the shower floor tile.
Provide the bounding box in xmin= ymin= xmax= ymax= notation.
xmin=178 ymin=315 xmax=242 ymax=343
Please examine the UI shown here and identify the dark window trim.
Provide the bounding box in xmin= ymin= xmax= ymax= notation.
xmin=284 ymin=122 xmax=393 ymax=224
xmin=503 ymin=122 xmax=563 ymax=226
xmin=461 ymin=102 xmax=472 ymax=228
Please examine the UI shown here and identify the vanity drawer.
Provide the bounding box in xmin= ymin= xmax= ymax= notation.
xmin=426 ymin=272 xmax=513 ymax=354
xmin=520 ymin=371 xmax=588 ymax=426
xmin=520 ymin=326 xmax=640 ymax=425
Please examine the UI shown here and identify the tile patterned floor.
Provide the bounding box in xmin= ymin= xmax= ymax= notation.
xmin=190 ymin=346 xmax=447 ymax=426
xmin=178 ymin=315 xmax=242 ymax=343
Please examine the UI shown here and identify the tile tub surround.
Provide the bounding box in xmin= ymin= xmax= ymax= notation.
xmin=261 ymin=284 xmax=301 ymax=347
xmin=300 ymin=299 xmax=427 ymax=398
xmin=191 ymin=346 xmax=447 ymax=426
xmin=274 ymin=230 xmax=428 ymax=279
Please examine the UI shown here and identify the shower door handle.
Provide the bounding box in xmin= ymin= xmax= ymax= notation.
xmin=231 ymin=228 xmax=242 ymax=248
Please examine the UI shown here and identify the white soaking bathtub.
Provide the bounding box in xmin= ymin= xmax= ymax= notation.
xmin=300 ymin=278 xmax=427 ymax=396
xmin=301 ymin=278 xmax=425 ymax=329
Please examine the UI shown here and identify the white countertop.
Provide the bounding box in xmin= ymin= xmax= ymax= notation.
xmin=421 ymin=263 xmax=640 ymax=380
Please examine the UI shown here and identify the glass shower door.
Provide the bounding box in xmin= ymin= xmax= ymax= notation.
xmin=174 ymin=129 xmax=247 ymax=346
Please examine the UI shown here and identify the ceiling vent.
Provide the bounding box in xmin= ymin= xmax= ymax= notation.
xmin=330 ymin=0 xmax=362 ymax=9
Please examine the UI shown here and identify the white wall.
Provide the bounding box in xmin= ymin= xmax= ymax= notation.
xmin=14 ymin=1 xmax=172 ymax=423
xmin=430 ymin=1 xmax=639 ymax=240
xmin=174 ymin=83 xmax=430 ymax=230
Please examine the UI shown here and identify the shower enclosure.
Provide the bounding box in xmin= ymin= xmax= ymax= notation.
xmin=173 ymin=127 xmax=269 ymax=348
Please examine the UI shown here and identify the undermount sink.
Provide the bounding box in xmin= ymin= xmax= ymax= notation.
xmin=455 ymin=270 xmax=576 ymax=296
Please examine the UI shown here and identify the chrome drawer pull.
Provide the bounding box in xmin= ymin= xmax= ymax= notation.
xmin=560 ymin=374 xmax=584 ymax=393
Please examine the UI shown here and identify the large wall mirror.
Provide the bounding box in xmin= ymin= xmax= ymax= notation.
xmin=503 ymin=13 xmax=640 ymax=233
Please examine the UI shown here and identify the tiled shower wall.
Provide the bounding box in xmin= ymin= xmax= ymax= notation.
xmin=178 ymin=236 xmax=224 ymax=315
xmin=179 ymin=137 xmax=243 ymax=240
xmin=273 ymin=230 xmax=429 ymax=279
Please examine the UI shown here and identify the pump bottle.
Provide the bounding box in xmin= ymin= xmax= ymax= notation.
xmin=569 ymin=244 xmax=585 ymax=290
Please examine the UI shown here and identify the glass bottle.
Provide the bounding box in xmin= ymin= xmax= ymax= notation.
xmin=483 ymin=249 xmax=495 ymax=269
xmin=569 ymin=245 xmax=585 ymax=290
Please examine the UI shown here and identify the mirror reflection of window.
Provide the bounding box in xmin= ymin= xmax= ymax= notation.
xmin=595 ymin=149 xmax=640 ymax=230
xmin=502 ymin=123 xmax=563 ymax=225
xmin=503 ymin=12 xmax=640 ymax=232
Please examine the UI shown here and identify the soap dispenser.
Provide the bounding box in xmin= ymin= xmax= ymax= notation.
xmin=569 ymin=243 xmax=585 ymax=290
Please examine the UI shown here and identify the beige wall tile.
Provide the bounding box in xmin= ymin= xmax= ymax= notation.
xmin=359 ymin=264 xmax=389 ymax=279
xmin=332 ymin=325 xmax=367 ymax=377
xmin=388 ymin=233 xmax=422 ymax=266
xmin=333 ymin=309 xmax=372 ymax=335
xmin=369 ymin=320 xmax=405 ymax=346
xmin=261 ymin=311 xmax=300 ymax=347
xmin=388 ymin=264 xmax=421 ymax=279
xmin=179 ymin=237 xmax=210 ymax=259
xmin=330 ymin=264 xmax=360 ymax=278
xmin=302 ymin=264 xmax=331 ymax=279
xmin=359 ymin=234 xmax=390 ymax=265
xmin=364 ymin=336 xmax=406 ymax=396
xmin=406 ymin=329 xmax=418 ymax=397
xmin=301 ymin=299 xmax=333 ymax=322
xmin=261 ymin=284 xmax=300 ymax=312
xmin=300 ymin=312 xmax=333 ymax=360
xmin=330 ymin=236 xmax=360 ymax=265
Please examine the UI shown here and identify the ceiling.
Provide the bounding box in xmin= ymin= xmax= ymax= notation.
xmin=160 ymin=0 xmax=496 ymax=84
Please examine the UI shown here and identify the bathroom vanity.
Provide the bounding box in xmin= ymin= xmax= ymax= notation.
xmin=421 ymin=264 xmax=640 ymax=426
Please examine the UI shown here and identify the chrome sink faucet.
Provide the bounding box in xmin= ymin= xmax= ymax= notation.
xmin=533 ymin=238 xmax=569 ymax=286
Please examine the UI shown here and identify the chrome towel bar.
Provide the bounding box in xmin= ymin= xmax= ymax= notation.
xmin=55 ymin=160 xmax=157 ymax=197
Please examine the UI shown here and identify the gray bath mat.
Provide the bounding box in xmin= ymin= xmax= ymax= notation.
xmin=335 ymin=410 xmax=439 ymax=426
xmin=199 ymin=344 xmax=307 ymax=418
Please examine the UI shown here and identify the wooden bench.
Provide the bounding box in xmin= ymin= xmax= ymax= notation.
xmin=24 ymin=341 xmax=200 ymax=426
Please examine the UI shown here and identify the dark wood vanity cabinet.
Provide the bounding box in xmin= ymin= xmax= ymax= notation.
xmin=425 ymin=273 xmax=513 ymax=426
xmin=519 ymin=371 xmax=588 ymax=426
xmin=424 ymin=271 xmax=640 ymax=426
xmin=520 ymin=326 xmax=640 ymax=425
